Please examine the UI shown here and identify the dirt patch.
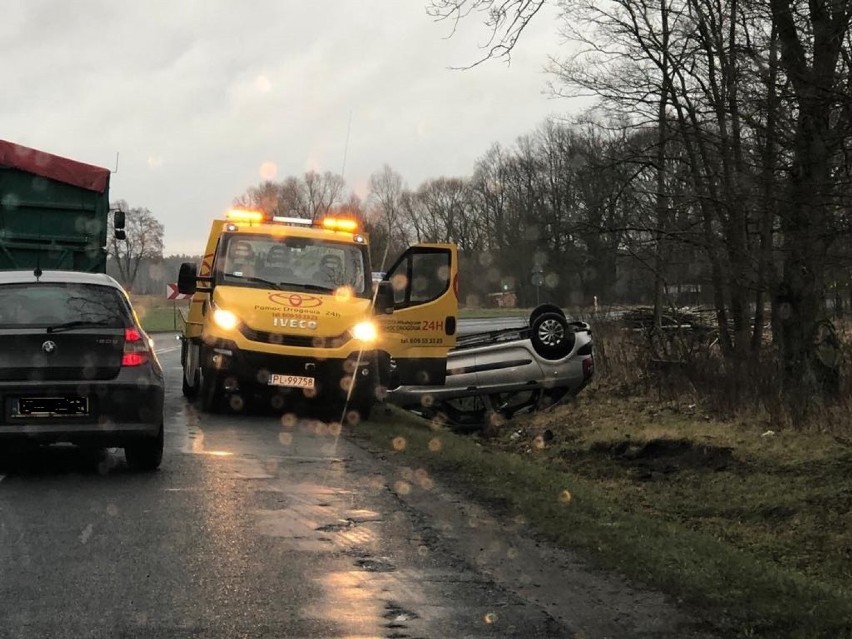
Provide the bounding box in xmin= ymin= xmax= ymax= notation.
xmin=593 ymin=438 xmax=737 ymax=479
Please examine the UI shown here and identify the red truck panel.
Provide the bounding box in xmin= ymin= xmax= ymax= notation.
xmin=0 ymin=140 xmax=110 ymax=193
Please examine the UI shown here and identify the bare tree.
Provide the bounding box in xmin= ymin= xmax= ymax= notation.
xmin=235 ymin=171 xmax=347 ymax=220
xmin=428 ymin=0 xmax=549 ymax=65
xmin=769 ymin=0 xmax=852 ymax=405
xmin=303 ymin=171 xmax=346 ymax=221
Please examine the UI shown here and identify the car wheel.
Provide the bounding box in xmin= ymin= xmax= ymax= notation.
xmin=529 ymin=303 xmax=565 ymax=326
xmin=125 ymin=422 xmax=164 ymax=471
xmin=199 ymin=367 xmax=220 ymax=413
xmin=530 ymin=312 xmax=574 ymax=360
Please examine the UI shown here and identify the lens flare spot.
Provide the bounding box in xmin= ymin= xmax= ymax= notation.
xmin=394 ymin=481 xmax=411 ymax=495
xmin=281 ymin=412 xmax=297 ymax=429
xmin=279 ymin=432 xmax=293 ymax=446
xmin=255 ymin=75 xmax=272 ymax=92
xmin=428 ymin=437 xmax=442 ymax=452
xmin=334 ymin=286 xmax=354 ymax=302
xmin=328 ymin=421 xmax=342 ymax=436
xmin=228 ymin=395 xmax=245 ymax=412
xmin=391 ymin=273 xmax=408 ymax=291
xmin=484 ymin=612 xmax=498 ymax=625
xmin=559 ymin=489 xmax=573 ymax=504
xmin=392 ymin=436 xmax=407 ymax=451
xmin=259 ymin=161 xmax=277 ymax=180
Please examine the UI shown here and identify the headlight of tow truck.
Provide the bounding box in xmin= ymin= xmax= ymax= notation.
xmin=351 ymin=320 xmax=378 ymax=343
xmin=213 ymin=308 xmax=239 ymax=331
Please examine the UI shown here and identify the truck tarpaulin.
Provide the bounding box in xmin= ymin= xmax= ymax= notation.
xmin=0 ymin=140 xmax=110 ymax=193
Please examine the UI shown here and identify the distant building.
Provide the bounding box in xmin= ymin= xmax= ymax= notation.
xmin=488 ymin=291 xmax=517 ymax=308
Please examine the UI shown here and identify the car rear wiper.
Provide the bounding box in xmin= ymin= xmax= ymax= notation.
xmin=46 ymin=320 xmax=120 ymax=333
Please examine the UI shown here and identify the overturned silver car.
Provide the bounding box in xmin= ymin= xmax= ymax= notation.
xmin=384 ymin=304 xmax=594 ymax=426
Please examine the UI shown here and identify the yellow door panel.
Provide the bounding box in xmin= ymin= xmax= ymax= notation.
xmin=376 ymin=244 xmax=459 ymax=386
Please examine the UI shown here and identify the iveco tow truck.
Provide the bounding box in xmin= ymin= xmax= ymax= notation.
xmin=177 ymin=209 xmax=458 ymax=419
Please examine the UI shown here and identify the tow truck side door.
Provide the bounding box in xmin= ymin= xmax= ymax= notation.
xmin=375 ymin=244 xmax=458 ymax=386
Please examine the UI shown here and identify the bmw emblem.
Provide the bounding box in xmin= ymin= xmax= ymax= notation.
xmin=42 ymin=340 xmax=57 ymax=354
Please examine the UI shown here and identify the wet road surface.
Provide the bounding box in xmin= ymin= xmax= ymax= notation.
xmin=0 ymin=335 xmax=706 ymax=639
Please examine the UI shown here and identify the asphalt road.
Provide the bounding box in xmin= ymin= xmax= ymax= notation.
xmin=0 ymin=334 xmax=573 ymax=639
xmin=0 ymin=335 xmax=709 ymax=639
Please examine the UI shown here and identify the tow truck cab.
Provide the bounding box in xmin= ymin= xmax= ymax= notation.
xmin=178 ymin=210 xmax=458 ymax=418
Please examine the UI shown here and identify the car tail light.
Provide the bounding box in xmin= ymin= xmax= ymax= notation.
xmin=122 ymin=327 xmax=150 ymax=366
xmin=582 ymin=356 xmax=594 ymax=380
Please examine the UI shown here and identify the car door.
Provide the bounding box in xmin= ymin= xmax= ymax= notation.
xmin=375 ymin=244 xmax=458 ymax=386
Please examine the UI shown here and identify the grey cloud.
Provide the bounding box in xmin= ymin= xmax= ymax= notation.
xmin=1 ymin=0 xmax=573 ymax=255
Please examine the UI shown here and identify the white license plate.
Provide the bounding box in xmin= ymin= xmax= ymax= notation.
xmin=268 ymin=374 xmax=315 ymax=389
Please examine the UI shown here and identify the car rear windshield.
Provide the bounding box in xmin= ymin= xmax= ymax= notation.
xmin=0 ymin=283 xmax=130 ymax=329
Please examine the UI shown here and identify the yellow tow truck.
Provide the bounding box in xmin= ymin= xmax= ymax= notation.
xmin=177 ymin=209 xmax=458 ymax=419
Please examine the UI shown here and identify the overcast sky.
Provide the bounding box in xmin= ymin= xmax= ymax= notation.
xmin=2 ymin=1 xmax=582 ymax=255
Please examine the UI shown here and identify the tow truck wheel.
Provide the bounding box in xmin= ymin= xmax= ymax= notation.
xmin=530 ymin=311 xmax=573 ymax=360
xmin=199 ymin=366 xmax=220 ymax=413
xmin=182 ymin=367 xmax=199 ymax=400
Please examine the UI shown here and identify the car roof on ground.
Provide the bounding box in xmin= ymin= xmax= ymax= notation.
xmin=0 ymin=270 xmax=123 ymax=288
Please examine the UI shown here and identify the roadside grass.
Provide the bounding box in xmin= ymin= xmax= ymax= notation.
xmin=129 ymin=295 xmax=189 ymax=333
xmin=353 ymin=401 xmax=852 ymax=639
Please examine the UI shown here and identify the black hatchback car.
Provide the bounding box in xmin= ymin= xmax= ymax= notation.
xmin=0 ymin=270 xmax=164 ymax=470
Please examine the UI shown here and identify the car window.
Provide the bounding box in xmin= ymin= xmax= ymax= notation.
xmin=0 ymin=283 xmax=129 ymax=328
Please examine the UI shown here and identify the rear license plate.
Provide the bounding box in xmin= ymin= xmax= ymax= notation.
xmin=268 ymin=374 xmax=315 ymax=389
xmin=11 ymin=397 xmax=89 ymax=418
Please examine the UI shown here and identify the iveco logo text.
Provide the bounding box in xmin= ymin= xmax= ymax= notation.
xmin=273 ymin=318 xmax=318 ymax=329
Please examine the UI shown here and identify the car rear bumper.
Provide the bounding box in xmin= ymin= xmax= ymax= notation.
xmin=0 ymin=375 xmax=164 ymax=445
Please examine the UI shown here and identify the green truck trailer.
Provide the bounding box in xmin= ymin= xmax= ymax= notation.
xmin=0 ymin=140 xmax=124 ymax=273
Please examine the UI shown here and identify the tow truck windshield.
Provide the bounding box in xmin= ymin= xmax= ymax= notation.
xmin=215 ymin=234 xmax=369 ymax=296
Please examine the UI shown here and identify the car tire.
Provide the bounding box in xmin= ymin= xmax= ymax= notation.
xmin=125 ymin=422 xmax=164 ymax=471
xmin=529 ymin=303 xmax=565 ymax=327
xmin=530 ymin=311 xmax=574 ymax=360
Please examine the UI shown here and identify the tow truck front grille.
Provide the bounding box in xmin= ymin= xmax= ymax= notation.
xmin=240 ymin=326 xmax=351 ymax=349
